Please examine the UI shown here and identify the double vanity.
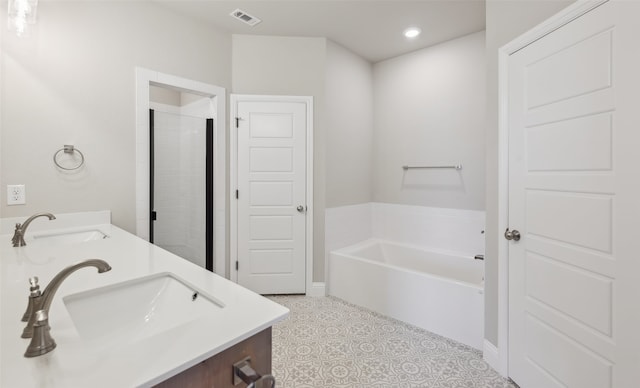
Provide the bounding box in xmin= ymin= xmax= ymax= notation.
xmin=0 ymin=211 xmax=289 ymax=387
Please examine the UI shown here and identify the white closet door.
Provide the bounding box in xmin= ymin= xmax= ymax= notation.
xmin=236 ymin=100 xmax=307 ymax=294
xmin=508 ymin=1 xmax=640 ymax=387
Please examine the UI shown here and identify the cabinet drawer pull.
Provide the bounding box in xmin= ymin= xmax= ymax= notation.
xmin=233 ymin=357 xmax=276 ymax=388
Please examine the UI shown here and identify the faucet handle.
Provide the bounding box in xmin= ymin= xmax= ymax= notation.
xmin=29 ymin=276 xmax=39 ymax=289
xmin=11 ymin=223 xmax=25 ymax=247
xmin=29 ymin=277 xmax=41 ymax=296
xmin=21 ymin=277 xmax=41 ymax=322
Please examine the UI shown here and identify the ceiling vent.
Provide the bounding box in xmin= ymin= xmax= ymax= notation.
xmin=230 ymin=9 xmax=262 ymax=27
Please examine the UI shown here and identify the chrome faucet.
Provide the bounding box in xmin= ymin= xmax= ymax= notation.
xmin=22 ymin=259 xmax=112 ymax=357
xmin=11 ymin=212 xmax=57 ymax=247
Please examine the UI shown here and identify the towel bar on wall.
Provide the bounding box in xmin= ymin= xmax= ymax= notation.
xmin=53 ymin=145 xmax=85 ymax=171
xmin=402 ymin=164 xmax=462 ymax=170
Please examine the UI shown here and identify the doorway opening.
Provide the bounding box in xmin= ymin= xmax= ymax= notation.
xmin=135 ymin=68 xmax=226 ymax=276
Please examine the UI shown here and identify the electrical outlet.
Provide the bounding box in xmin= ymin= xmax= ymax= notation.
xmin=7 ymin=184 xmax=26 ymax=205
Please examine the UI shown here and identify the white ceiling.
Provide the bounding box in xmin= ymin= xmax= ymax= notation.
xmin=157 ymin=1 xmax=486 ymax=63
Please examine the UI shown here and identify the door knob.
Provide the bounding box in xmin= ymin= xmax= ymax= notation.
xmin=296 ymin=205 xmax=305 ymax=213
xmin=504 ymin=228 xmax=521 ymax=241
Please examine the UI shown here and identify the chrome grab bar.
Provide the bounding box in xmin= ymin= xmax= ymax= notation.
xmin=402 ymin=164 xmax=462 ymax=170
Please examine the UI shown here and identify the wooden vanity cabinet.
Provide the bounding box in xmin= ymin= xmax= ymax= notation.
xmin=155 ymin=327 xmax=272 ymax=388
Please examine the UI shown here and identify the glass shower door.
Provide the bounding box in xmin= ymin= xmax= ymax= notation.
xmin=150 ymin=109 xmax=212 ymax=270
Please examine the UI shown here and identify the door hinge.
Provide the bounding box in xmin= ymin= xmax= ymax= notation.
xmin=235 ymin=117 xmax=242 ymax=128
xmin=236 ymin=190 xmax=239 ymax=199
xmin=151 ymin=211 xmax=157 ymax=221
xmin=236 ymin=261 xmax=239 ymax=270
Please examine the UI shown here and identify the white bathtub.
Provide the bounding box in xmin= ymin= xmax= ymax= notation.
xmin=329 ymin=239 xmax=484 ymax=349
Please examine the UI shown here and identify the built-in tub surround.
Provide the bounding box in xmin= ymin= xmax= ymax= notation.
xmin=330 ymin=239 xmax=484 ymax=349
xmin=325 ymin=202 xmax=485 ymax=258
xmin=0 ymin=212 xmax=288 ymax=387
xmin=326 ymin=203 xmax=485 ymax=349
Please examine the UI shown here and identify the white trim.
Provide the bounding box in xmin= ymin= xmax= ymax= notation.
xmin=229 ymin=94 xmax=314 ymax=295
xmin=307 ymin=282 xmax=326 ymax=297
xmin=483 ymin=340 xmax=500 ymax=374
xmin=496 ymin=38 xmax=511 ymax=380
xmin=230 ymin=96 xmax=238 ymax=282
xmin=502 ymin=0 xmax=608 ymax=56
xmin=134 ymin=67 xmax=227 ymax=277
xmin=495 ymin=0 xmax=609 ymax=379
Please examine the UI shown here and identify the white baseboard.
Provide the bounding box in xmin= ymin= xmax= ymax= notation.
xmin=306 ymin=282 xmax=326 ymax=297
xmin=483 ymin=340 xmax=501 ymax=374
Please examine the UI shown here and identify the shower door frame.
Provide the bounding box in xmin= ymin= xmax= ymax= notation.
xmin=149 ymin=109 xmax=214 ymax=271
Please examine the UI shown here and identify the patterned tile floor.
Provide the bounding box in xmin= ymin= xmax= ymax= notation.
xmin=268 ymin=295 xmax=518 ymax=388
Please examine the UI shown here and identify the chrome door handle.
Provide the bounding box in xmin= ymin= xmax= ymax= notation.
xmin=296 ymin=205 xmax=305 ymax=213
xmin=504 ymin=228 xmax=521 ymax=241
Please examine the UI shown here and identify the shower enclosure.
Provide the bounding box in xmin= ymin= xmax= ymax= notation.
xmin=149 ymin=109 xmax=213 ymax=271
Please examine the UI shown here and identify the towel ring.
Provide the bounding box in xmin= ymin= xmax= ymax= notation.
xmin=53 ymin=145 xmax=85 ymax=171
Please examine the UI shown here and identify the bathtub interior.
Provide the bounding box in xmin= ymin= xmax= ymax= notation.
xmin=337 ymin=239 xmax=484 ymax=287
xmin=342 ymin=240 xmax=386 ymax=262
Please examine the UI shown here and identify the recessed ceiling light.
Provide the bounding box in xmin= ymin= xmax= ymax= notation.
xmin=403 ymin=27 xmax=422 ymax=39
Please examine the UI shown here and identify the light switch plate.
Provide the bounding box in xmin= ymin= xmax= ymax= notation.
xmin=7 ymin=184 xmax=26 ymax=205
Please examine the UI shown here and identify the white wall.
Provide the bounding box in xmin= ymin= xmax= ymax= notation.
xmin=484 ymin=0 xmax=575 ymax=346
xmin=231 ymin=35 xmax=327 ymax=282
xmin=0 ymin=2 xmax=231 ymax=233
xmin=373 ymin=31 xmax=486 ymax=211
xmin=325 ymin=41 xmax=373 ymax=208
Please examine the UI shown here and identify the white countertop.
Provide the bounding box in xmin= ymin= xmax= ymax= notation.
xmin=0 ymin=218 xmax=289 ymax=387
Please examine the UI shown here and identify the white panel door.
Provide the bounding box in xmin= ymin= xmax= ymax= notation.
xmin=508 ymin=1 xmax=640 ymax=387
xmin=237 ymin=100 xmax=307 ymax=294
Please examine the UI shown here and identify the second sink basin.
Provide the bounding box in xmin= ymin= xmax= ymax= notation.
xmin=32 ymin=229 xmax=108 ymax=244
xmin=63 ymin=272 xmax=225 ymax=343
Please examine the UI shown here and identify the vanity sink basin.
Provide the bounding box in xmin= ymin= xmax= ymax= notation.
xmin=32 ymin=229 xmax=108 ymax=244
xmin=63 ymin=272 xmax=225 ymax=343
